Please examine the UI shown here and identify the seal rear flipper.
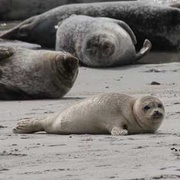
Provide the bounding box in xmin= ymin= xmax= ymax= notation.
xmin=0 ymin=16 xmax=36 ymax=40
xmin=0 ymin=46 xmax=14 ymax=60
xmin=0 ymin=82 xmax=31 ymax=100
xmin=13 ymin=118 xmax=45 ymax=134
xmin=134 ymin=39 xmax=152 ymax=62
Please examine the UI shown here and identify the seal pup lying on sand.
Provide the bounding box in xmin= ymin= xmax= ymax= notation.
xmin=56 ymin=15 xmax=151 ymax=67
xmin=13 ymin=93 xmax=165 ymax=135
xmin=1 ymin=1 xmax=180 ymax=51
xmin=0 ymin=46 xmax=78 ymax=100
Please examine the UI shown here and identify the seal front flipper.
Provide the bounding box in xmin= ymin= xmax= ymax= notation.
xmin=134 ymin=39 xmax=152 ymax=62
xmin=111 ymin=127 xmax=128 ymax=136
xmin=0 ymin=46 xmax=14 ymax=60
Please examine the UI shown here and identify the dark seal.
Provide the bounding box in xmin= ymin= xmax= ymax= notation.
xmin=0 ymin=2 xmax=180 ymax=51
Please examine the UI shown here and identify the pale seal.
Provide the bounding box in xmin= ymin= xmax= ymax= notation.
xmin=0 ymin=46 xmax=78 ymax=100
xmin=13 ymin=93 xmax=165 ymax=135
xmin=56 ymin=15 xmax=151 ymax=67
xmin=0 ymin=2 xmax=180 ymax=51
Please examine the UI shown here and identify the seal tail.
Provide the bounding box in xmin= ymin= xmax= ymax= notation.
xmin=134 ymin=39 xmax=152 ymax=62
xmin=13 ymin=118 xmax=46 ymax=134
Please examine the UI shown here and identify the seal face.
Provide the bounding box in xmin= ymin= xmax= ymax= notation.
xmin=13 ymin=93 xmax=165 ymax=135
xmin=56 ymin=15 xmax=151 ymax=67
xmin=0 ymin=46 xmax=79 ymax=100
xmin=0 ymin=2 xmax=180 ymax=51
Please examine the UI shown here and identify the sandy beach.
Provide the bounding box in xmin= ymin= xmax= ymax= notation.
xmin=0 ymin=61 xmax=180 ymax=180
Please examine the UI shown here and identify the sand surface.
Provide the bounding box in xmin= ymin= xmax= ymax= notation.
xmin=0 ymin=62 xmax=180 ymax=180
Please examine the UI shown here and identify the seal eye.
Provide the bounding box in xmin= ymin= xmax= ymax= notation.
xmin=144 ymin=105 xmax=150 ymax=111
xmin=158 ymin=103 xmax=162 ymax=108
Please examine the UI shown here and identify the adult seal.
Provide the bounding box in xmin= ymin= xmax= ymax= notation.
xmin=13 ymin=93 xmax=165 ymax=135
xmin=0 ymin=2 xmax=180 ymax=51
xmin=0 ymin=0 xmax=131 ymax=20
xmin=0 ymin=46 xmax=78 ymax=100
xmin=56 ymin=15 xmax=151 ymax=68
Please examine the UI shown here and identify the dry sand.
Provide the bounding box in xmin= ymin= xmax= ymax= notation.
xmin=0 ymin=61 xmax=180 ymax=180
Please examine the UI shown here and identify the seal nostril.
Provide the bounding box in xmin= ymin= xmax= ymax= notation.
xmin=62 ymin=56 xmax=78 ymax=73
xmin=153 ymin=110 xmax=163 ymax=117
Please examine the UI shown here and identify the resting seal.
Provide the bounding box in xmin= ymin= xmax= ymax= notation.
xmin=56 ymin=15 xmax=151 ymax=67
xmin=13 ymin=93 xmax=165 ymax=135
xmin=0 ymin=0 xmax=131 ymax=20
xmin=0 ymin=2 xmax=180 ymax=51
xmin=0 ymin=46 xmax=78 ymax=100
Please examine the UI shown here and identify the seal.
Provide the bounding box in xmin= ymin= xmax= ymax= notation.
xmin=0 ymin=2 xmax=180 ymax=51
xmin=0 ymin=0 xmax=129 ymax=20
xmin=0 ymin=46 xmax=78 ymax=100
xmin=13 ymin=93 xmax=165 ymax=135
xmin=56 ymin=15 xmax=151 ymax=67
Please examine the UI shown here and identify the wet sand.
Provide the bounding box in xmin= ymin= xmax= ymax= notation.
xmin=0 ymin=62 xmax=180 ymax=180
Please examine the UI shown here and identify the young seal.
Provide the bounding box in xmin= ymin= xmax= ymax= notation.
xmin=0 ymin=2 xmax=180 ymax=51
xmin=13 ymin=93 xmax=165 ymax=135
xmin=56 ymin=15 xmax=151 ymax=68
xmin=0 ymin=46 xmax=78 ymax=100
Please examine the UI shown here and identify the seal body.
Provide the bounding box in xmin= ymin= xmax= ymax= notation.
xmin=56 ymin=15 xmax=151 ymax=67
xmin=13 ymin=93 xmax=165 ymax=135
xmin=1 ymin=2 xmax=180 ymax=51
xmin=0 ymin=46 xmax=78 ymax=100
xmin=0 ymin=0 xmax=130 ymax=20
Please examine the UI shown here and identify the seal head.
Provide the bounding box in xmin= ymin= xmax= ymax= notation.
xmin=133 ymin=96 xmax=165 ymax=133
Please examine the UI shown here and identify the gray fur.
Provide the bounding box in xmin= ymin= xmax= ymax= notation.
xmin=0 ymin=0 xmax=133 ymax=20
xmin=1 ymin=2 xmax=180 ymax=51
xmin=0 ymin=46 xmax=78 ymax=100
xmin=56 ymin=15 xmax=151 ymax=67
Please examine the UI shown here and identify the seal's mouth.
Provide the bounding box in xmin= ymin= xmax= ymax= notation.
xmin=151 ymin=111 xmax=164 ymax=120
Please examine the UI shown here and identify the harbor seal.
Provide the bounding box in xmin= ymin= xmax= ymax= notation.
xmin=0 ymin=0 xmax=131 ymax=20
xmin=13 ymin=93 xmax=165 ymax=135
xmin=0 ymin=46 xmax=78 ymax=100
xmin=56 ymin=15 xmax=151 ymax=67
xmin=1 ymin=2 xmax=180 ymax=51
